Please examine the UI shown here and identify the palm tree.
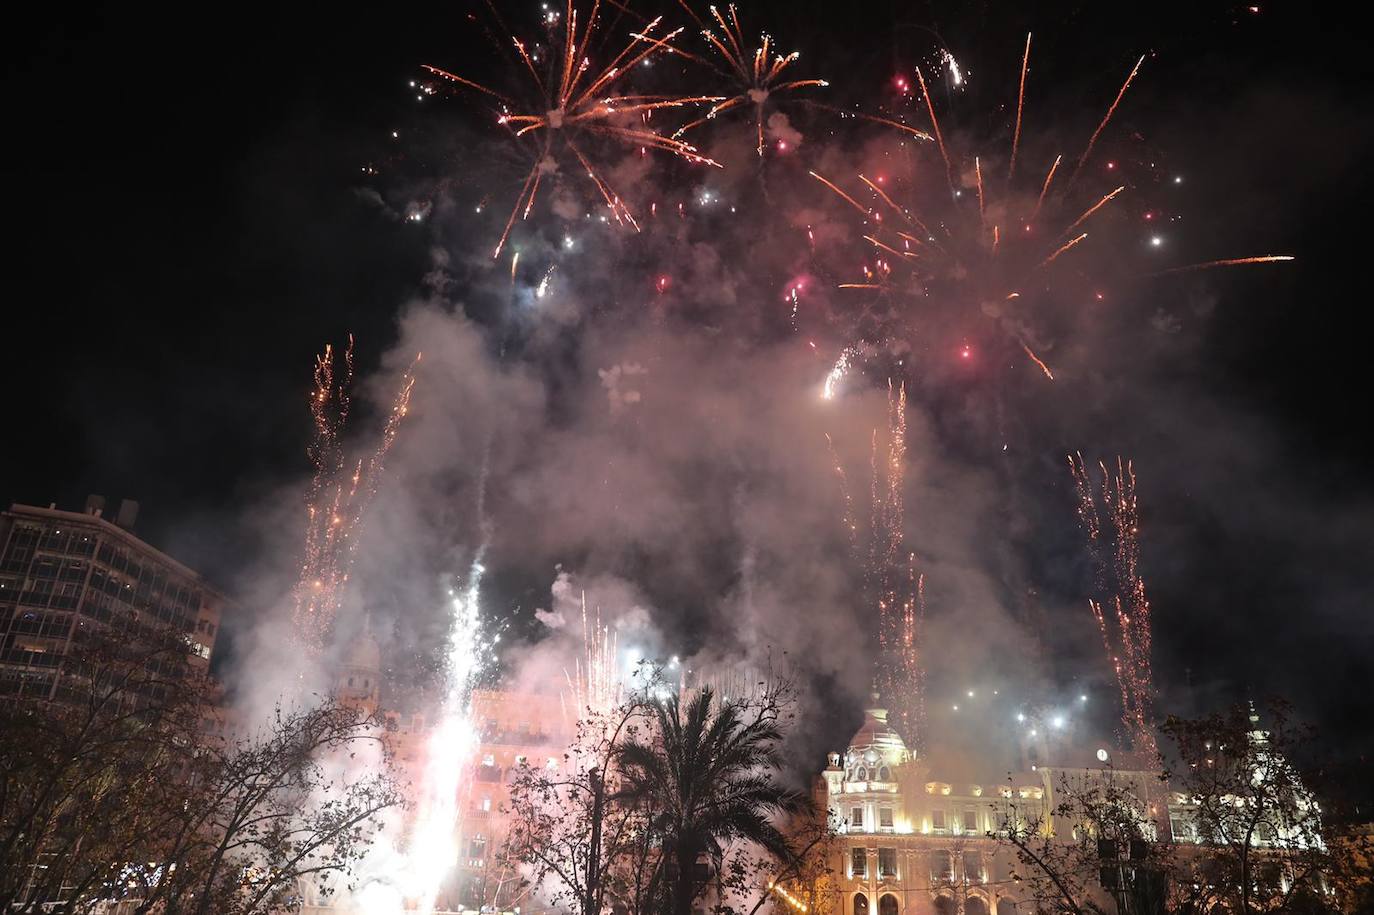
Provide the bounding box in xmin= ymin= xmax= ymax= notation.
xmin=615 ymin=687 xmax=811 ymax=915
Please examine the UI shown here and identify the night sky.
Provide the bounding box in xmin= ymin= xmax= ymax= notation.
xmin=3 ymin=2 xmax=1372 ymax=806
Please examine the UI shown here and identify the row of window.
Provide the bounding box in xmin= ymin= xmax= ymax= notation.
xmin=850 ymin=848 xmax=984 ymax=884
xmin=854 ymin=892 xmax=1004 ymax=915
xmin=2 ymin=524 xmax=207 ymax=619
xmin=848 ymin=806 xmax=982 ymax=834
xmin=848 ymin=764 xmax=894 ymax=782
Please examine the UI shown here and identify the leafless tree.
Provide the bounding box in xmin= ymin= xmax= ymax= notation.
xmin=0 ymin=618 xmax=403 ymax=915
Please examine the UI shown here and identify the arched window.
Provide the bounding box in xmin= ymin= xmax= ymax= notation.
xmin=854 ymin=894 xmax=869 ymax=915
xmin=933 ymin=896 xmax=957 ymax=915
xmin=856 ymin=767 xmax=868 ymax=781
xmin=879 ymin=894 xmax=898 ymax=915
xmin=996 ymin=900 xmax=1018 ymax=915
xmin=878 ymin=766 xmax=891 ymax=781
xmin=966 ymin=897 xmax=989 ymax=915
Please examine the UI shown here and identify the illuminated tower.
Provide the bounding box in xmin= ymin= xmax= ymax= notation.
xmin=336 ymin=620 xmax=381 ymax=717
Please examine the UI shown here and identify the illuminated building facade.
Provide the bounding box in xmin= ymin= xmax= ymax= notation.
xmin=0 ymin=499 xmax=231 ymax=700
xmin=815 ymin=697 xmax=1167 ymax=915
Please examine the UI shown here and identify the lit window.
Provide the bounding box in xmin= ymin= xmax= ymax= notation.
xmin=851 ymin=847 xmax=868 ymax=878
xmin=851 ymin=807 xmax=864 ymax=830
xmin=962 ymin=850 xmax=982 ymax=882
xmin=929 ymin=851 xmax=954 ymax=882
xmin=931 ymin=809 xmax=946 ymax=831
xmin=963 ymin=810 xmax=978 ymax=833
xmin=879 ymin=808 xmax=894 ymax=829
xmin=878 ymin=847 xmax=897 ymax=877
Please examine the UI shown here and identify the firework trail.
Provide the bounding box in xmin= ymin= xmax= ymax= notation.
xmin=1008 ymin=32 xmax=1031 ymax=179
xmin=292 ymin=338 xmax=418 ymax=652
xmin=564 ymin=592 xmax=620 ymax=720
xmin=407 ymin=458 xmax=496 ymax=913
xmin=828 ymin=384 xmax=925 ymax=747
xmin=1145 ymin=254 xmax=1295 ymax=275
xmin=1068 ymin=453 xmax=1157 ymax=756
xmin=870 ymin=382 xmax=926 ymax=749
xmin=422 ymin=0 xmax=722 ymax=257
xmin=824 ymin=432 xmax=859 ymax=553
xmin=672 ymin=2 xmax=829 ymax=156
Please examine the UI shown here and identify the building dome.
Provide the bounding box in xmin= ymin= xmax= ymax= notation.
xmin=845 ymin=694 xmax=910 ymax=769
xmin=346 ymin=625 xmax=381 ymax=673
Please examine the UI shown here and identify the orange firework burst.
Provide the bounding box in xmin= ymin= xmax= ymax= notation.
xmin=672 ymin=2 xmax=829 ymax=156
xmin=1069 ymin=453 xmax=1157 ymax=756
xmin=293 ymin=338 xmax=419 ymax=652
xmin=422 ymin=0 xmax=722 ymax=257
xmin=806 ymin=37 xmax=1291 ymax=389
xmin=802 ymin=39 xmax=1149 ymax=383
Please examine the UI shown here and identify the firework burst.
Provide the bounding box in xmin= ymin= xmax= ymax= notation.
xmin=806 ymin=37 xmax=1293 ymax=387
xmin=422 ymin=0 xmax=722 ymax=257
xmin=671 ymin=2 xmax=829 ymax=156
xmin=1069 ymin=453 xmax=1157 ymax=756
xmin=292 ymin=338 xmax=418 ymax=652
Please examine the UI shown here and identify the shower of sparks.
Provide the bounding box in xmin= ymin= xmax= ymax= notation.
xmin=825 ymin=432 xmax=860 ymax=554
xmin=292 ymin=338 xmax=418 ymax=652
xmin=822 ymin=343 xmax=864 ymax=399
xmin=565 ymin=592 xmax=620 ymax=720
xmin=870 ymin=382 xmax=925 ymax=750
xmin=1069 ymin=453 xmax=1158 ymax=756
xmin=536 ymin=264 xmax=556 ymax=298
xmin=407 ymin=552 xmax=493 ymax=913
xmin=673 ymin=2 xmax=829 ymax=156
xmin=826 ymin=386 xmax=924 ymax=747
xmin=406 ymin=451 xmax=498 ymax=912
xmin=827 ymin=382 xmax=926 ymax=747
xmin=941 ymin=50 xmax=963 ymax=86
xmin=422 ymin=2 xmax=722 ymax=257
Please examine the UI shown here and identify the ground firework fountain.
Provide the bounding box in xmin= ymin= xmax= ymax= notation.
xmin=405 ymin=558 xmax=491 ymax=912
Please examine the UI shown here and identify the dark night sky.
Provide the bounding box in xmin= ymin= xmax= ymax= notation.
xmin=3 ymin=2 xmax=1372 ymax=801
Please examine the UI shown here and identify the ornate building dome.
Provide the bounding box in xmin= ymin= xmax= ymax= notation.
xmin=842 ymin=694 xmax=911 ymax=780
